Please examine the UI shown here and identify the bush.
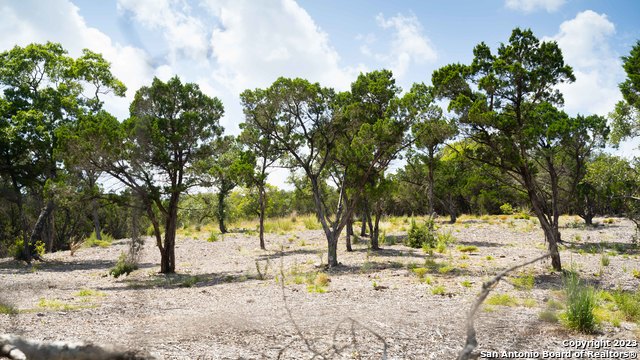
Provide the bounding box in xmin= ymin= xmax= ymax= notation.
xmin=9 ymin=238 xmax=45 ymax=260
xmin=500 ymin=203 xmax=514 ymax=215
xmin=563 ymin=271 xmax=597 ymax=333
xmin=406 ymin=218 xmax=436 ymax=249
xmin=109 ymin=252 xmax=138 ymax=278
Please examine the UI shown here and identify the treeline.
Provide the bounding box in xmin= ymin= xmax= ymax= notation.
xmin=1 ymin=29 xmax=639 ymax=273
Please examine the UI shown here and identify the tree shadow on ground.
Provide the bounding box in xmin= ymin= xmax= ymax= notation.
xmin=0 ymin=258 xmax=156 ymax=274
xmin=560 ymin=240 xmax=639 ymax=256
xmin=256 ymin=247 xmax=323 ymax=261
xmin=347 ymin=247 xmax=417 ymax=258
xmin=99 ymin=270 xmax=259 ymax=291
xmin=454 ymin=240 xmax=506 ymax=248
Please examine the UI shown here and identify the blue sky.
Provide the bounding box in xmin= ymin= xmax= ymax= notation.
xmin=1 ymin=0 xmax=639 ymax=186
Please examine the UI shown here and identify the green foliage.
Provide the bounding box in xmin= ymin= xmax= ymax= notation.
xmin=562 ymin=271 xmax=597 ymax=333
xmin=486 ymin=294 xmax=518 ymax=307
xmin=83 ymin=231 xmax=113 ymax=248
xmin=611 ymin=290 xmax=640 ymax=322
xmin=500 ymin=203 xmax=514 ymax=215
xmin=406 ymin=218 xmax=436 ymax=248
xmin=109 ymin=252 xmax=138 ymax=278
xmin=456 ymin=245 xmax=478 ymax=253
xmin=75 ymin=288 xmax=105 ymax=297
xmin=431 ymin=285 xmax=446 ymax=295
xmin=0 ymin=302 xmax=17 ymax=315
xmin=207 ymin=232 xmax=219 ymax=243
xmin=302 ymin=215 xmax=322 ymax=230
xmin=511 ymin=273 xmax=535 ymax=290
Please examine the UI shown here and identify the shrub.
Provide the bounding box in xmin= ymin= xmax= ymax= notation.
xmin=9 ymin=238 xmax=46 ymax=260
xmin=456 ymin=245 xmax=478 ymax=253
xmin=486 ymin=294 xmax=518 ymax=307
xmin=406 ymin=218 xmax=436 ymax=249
xmin=109 ymin=252 xmax=138 ymax=278
xmin=431 ymin=285 xmax=446 ymax=295
xmin=563 ymin=271 xmax=597 ymax=333
xmin=500 ymin=203 xmax=514 ymax=215
xmin=413 ymin=267 xmax=428 ymax=279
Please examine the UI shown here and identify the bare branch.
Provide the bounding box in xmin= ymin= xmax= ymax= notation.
xmin=458 ymin=253 xmax=550 ymax=360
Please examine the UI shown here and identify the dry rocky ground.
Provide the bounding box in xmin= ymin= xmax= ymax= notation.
xmin=1 ymin=215 xmax=640 ymax=359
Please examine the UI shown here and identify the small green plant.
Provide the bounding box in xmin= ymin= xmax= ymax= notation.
xmin=600 ymin=253 xmax=610 ymax=267
xmin=75 ymin=289 xmax=105 ymax=297
xmin=109 ymin=252 xmax=138 ymax=278
xmin=485 ymin=255 xmax=494 ymax=261
xmin=37 ymin=298 xmax=76 ymax=311
xmin=207 ymin=232 xmax=219 ymax=242
xmin=460 ymin=280 xmax=472 ymax=288
xmin=522 ymin=298 xmax=537 ymax=308
xmin=611 ymin=290 xmax=640 ymax=322
xmin=511 ymin=273 xmax=535 ymax=290
xmin=500 ymin=203 xmax=514 ymax=215
xmin=514 ymin=212 xmax=530 ymax=220
xmin=486 ymin=294 xmax=518 ymax=307
xmin=633 ymin=269 xmax=640 ymax=279
xmin=431 ymin=285 xmax=446 ymax=295
xmin=456 ymin=245 xmax=478 ymax=253
xmin=0 ymin=302 xmax=17 ymax=315
xmin=413 ymin=267 xmax=428 ymax=279
xmin=539 ymin=309 xmax=559 ymax=323
xmin=562 ymin=271 xmax=597 ymax=333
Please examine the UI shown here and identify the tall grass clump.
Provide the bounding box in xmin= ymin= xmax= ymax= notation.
xmin=301 ymin=215 xmax=322 ymax=230
xmin=83 ymin=231 xmax=114 ymax=248
xmin=263 ymin=217 xmax=295 ymax=233
xmin=563 ymin=271 xmax=597 ymax=333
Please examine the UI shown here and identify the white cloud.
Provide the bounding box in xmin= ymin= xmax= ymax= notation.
xmin=505 ymin=0 xmax=565 ymax=13
xmin=202 ymin=0 xmax=356 ymax=93
xmin=116 ymin=0 xmax=210 ymax=66
xmin=0 ymin=0 xmax=154 ymax=120
xmin=546 ymin=10 xmax=624 ymax=117
xmin=372 ymin=13 xmax=437 ymax=78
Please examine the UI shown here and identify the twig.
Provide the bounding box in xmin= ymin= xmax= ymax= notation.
xmin=457 ymin=253 xmax=550 ymax=360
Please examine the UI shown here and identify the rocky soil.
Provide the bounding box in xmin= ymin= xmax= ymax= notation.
xmin=1 ymin=216 xmax=639 ymax=359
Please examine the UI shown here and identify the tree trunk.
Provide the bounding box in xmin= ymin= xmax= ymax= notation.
xmin=346 ymin=216 xmax=353 ymax=252
xmin=217 ymin=191 xmax=227 ymax=234
xmin=327 ymin=232 xmax=339 ymax=267
xmin=541 ymin=220 xmax=562 ymax=271
xmin=360 ymin=205 xmax=367 ymax=237
xmin=371 ymin=210 xmax=381 ymax=250
xmin=258 ymin=186 xmax=266 ymax=250
xmin=91 ymin=198 xmax=102 ymax=240
xmin=428 ymin=147 xmax=435 ymax=215
xmin=25 ymin=200 xmax=55 ymax=262
xmin=160 ymin=196 xmax=179 ymax=274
